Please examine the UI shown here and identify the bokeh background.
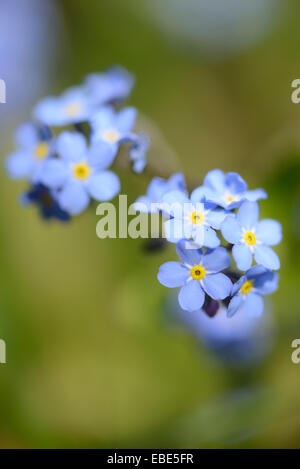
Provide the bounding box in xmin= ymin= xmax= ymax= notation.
xmin=0 ymin=0 xmax=300 ymax=448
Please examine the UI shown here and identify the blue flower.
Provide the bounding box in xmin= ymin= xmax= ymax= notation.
xmin=85 ymin=66 xmax=134 ymax=104
xmin=228 ymin=265 xmax=279 ymax=317
xmin=34 ymin=86 xmax=94 ymax=126
xmin=5 ymin=122 xmax=53 ymax=182
xmin=21 ymin=184 xmax=70 ymax=222
xmin=221 ymin=201 xmax=282 ymax=271
xmin=157 ymin=239 xmax=232 ymax=312
xmin=162 ymin=189 xmax=228 ymax=247
xmin=128 ymin=133 xmax=149 ymax=174
xmin=90 ymin=106 xmax=137 ymax=164
xmin=192 ymin=169 xmax=267 ymax=210
xmin=134 ymin=173 xmax=186 ymax=213
xmin=39 ymin=131 xmax=120 ymax=215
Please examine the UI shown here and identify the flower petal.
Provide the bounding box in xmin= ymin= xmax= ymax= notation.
xmin=204 ymin=169 xmax=225 ymax=192
xmin=202 ymin=273 xmax=232 ymax=300
xmin=56 ymin=131 xmax=87 ymax=162
xmin=176 ymin=239 xmax=203 ymax=265
xmin=87 ymin=140 xmax=118 ymax=169
xmin=157 ymin=262 xmax=189 ymax=288
xmin=244 ymin=293 xmax=264 ymax=317
xmin=254 ymin=270 xmax=279 ymax=295
xmin=254 ymin=245 xmax=280 ymax=270
xmin=206 ymin=208 xmax=228 ymax=229
xmin=39 ymin=159 xmax=69 ymax=189
xmin=232 ymin=243 xmax=253 ymax=270
xmin=237 ymin=201 xmax=259 ymax=229
xmin=178 ymin=280 xmax=205 ymax=312
xmin=162 ymin=190 xmax=190 ymax=217
xmin=202 ymin=247 xmax=231 ymax=272
xmin=256 ymin=219 xmax=282 ymax=246
xmin=116 ymin=106 xmax=137 ymax=132
xmin=86 ymin=170 xmax=120 ymax=201
xmin=225 ymin=172 xmax=248 ymax=194
xmin=227 ymin=294 xmax=244 ymax=317
xmin=201 ymin=226 xmax=220 ymax=248
xmin=221 ymin=215 xmax=242 ymax=244
xmin=5 ymin=151 xmax=34 ymax=179
xmin=164 ymin=218 xmax=192 ymax=243
xmin=245 ymin=188 xmax=267 ymax=202
xmin=58 ymin=182 xmax=90 ymax=215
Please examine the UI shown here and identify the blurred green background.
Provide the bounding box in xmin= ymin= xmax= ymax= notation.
xmin=0 ymin=0 xmax=300 ymax=448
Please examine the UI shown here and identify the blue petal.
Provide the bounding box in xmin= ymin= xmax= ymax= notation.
xmin=176 ymin=239 xmax=203 ymax=265
xmin=58 ymin=182 xmax=90 ymax=215
xmin=254 ymin=245 xmax=280 ymax=270
xmin=227 ymin=294 xmax=244 ymax=317
xmin=231 ymin=275 xmax=246 ymax=296
xmin=256 ymin=219 xmax=282 ymax=246
xmin=190 ymin=185 xmax=210 ymax=204
xmin=225 ymin=172 xmax=247 ymax=194
xmin=164 ymin=218 xmax=192 ymax=243
xmin=202 ymin=273 xmax=232 ymax=300
xmin=56 ymin=131 xmax=87 ymax=162
xmin=202 ymin=247 xmax=231 ymax=272
xmin=90 ymin=106 xmax=115 ymax=132
xmin=168 ymin=173 xmax=186 ymax=192
xmin=221 ymin=215 xmax=242 ymax=243
xmin=254 ymin=271 xmax=279 ymax=295
xmin=245 ymin=188 xmax=267 ymax=202
xmin=178 ymin=280 xmax=205 ymax=312
xmin=232 ymin=244 xmax=253 ymax=270
xmin=15 ymin=122 xmax=39 ymax=148
xmin=237 ymin=201 xmax=259 ymax=229
xmin=116 ymin=107 xmax=137 ymax=132
xmin=5 ymin=151 xmax=34 ymax=179
xmin=244 ymin=293 xmax=264 ymax=317
xmin=206 ymin=208 xmax=228 ymax=229
xmin=87 ymin=140 xmax=118 ymax=169
xmin=157 ymin=262 xmax=189 ymax=287
xmin=39 ymin=159 xmax=69 ymax=189
xmin=162 ymin=190 xmax=190 ymax=217
xmin=201 ymin=226 xmax=220 ymax=248
xmin=204 ymin=169 xmax=225 ymax=193
xmin=86 ymin=170 xmax=120 ymax=201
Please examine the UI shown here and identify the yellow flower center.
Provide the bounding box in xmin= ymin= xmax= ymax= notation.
xmin=64 ymin=102 xmax=82 ymax=117
xmin=243 ymin=231 xmax=256 ymax=246
xmin=190 ymin=264 xmax=206 ymax=280
xmin=240 ymin=280 xmax=253 ymax=295
xmin=73 ymin=162 xmax=91 ymax=180
xmin=102 ymin=128 xmax=120 ymax=143
xmin=223 ymin=192 xmax=239 ymax=205
xmin=34 ymin=142 xmax=49 ymax=160
xmin=190 ymin=211 xmax=205 ymax=225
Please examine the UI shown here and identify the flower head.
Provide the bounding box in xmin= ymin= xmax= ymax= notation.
xmin=228 ymin=265 xmax=279 ymax=317
xmin=5 ymin=122 xmax=53 ymax=182
xmin=34 ymin=86 xmax=94 ymax=126
xmin=85 ymin=66 xmax=134 ymax=105
xmin=134 ymin=173 xmax=186 ymax=213
xmin=221 ymin=201 xmax=282 ymax=271
xmin=157 ymin=239 xmax=232 ymax=312
xmin=39 ymin=131 xmax=120 ymax=215
xmin=192 ymin=169 xmax=267 ymax=210
xmin=162 ymin=189 xmax=228 ymax=247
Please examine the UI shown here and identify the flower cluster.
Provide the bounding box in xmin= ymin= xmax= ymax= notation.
xmin=136 ymin=169 xmax=281 ymax=317
xmin=5 ymin=66 xmax=149 ymax=219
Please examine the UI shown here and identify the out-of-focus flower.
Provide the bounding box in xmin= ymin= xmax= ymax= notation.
xmin=39 ymin=131 xmax=120 ymax=215
xmin=162 ymin=190 xmax=227 ymax=246
xmin=85 ymin=66 xmax=134 ymax=105
xmin=192 ymin=169 xmax=267 ymax=210
xmin=221 ymin=201 xmax=282 ymax=271
xmin=5 ymin=122 xmax=54 ymax=182
xmin=21 ymin=183 xmax=70 ymax=222
xmin=157 ymin=239 xmax=232 ymax=312
xmin=228 ymin=265 xmax=278 ymax=317
xmin=134 ymin=172 xmax=186 ymax=213
xmin=128 ymin=133 xmax=150 ymax=174
xmin=34 ymin=86 xmax=94 ymax=127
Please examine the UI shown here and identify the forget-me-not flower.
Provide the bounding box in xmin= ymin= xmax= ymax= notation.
xmin=162 ymin=189 xmax=228 ymax=247
xmin=134 ymin=173 xmax=186 ymax=213
xmin=157 ymin=239 xmax=232 ymax=312
xmin=221 ymin=201 xmax=282 ymax=271
xmin=90 ymin=105 xmax=137 ymax=164
xmin=34 ymin=86 xmax=94 ymax=126
xmin=39 ymin=131 xmax=120 ymax=215
xmin=192 ymin=169 xmax=267 ymax=210
xmin=5 ymin=122 xmax=53 ymax=182
xmin=228 ymin=265 xmax=279 ymax=317
xmin=85 ymin=66 xmax=134 ymax=105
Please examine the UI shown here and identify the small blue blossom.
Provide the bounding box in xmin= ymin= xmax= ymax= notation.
xmin=228 ymin=265 xmax=279 ymax=317
xmin=192 ymin=169 xmax=267 ymax=210
xmin=221 ymin=201 xmax=282 ymax=271
xmin=39 ymin=131 xmax=120 ymax=215
xmin=162 ymin=189 xmax=228 ymax=247
xmin=134 ymin=173 xmax=186 ymax=213
xmin=85 ymin=66 xmax=134 ymax=104
xmin=21 ymin=183 xmax=70 ymax=222
xmin=157 ymin=239 xmax=232 ymax=312
xmin=5 ymin=122 xmax=53 ymax=182
xmin=90 ymin=105 xmax=137 ymax=164
xmin=34 ymin=86 xmax=94 ymax=126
